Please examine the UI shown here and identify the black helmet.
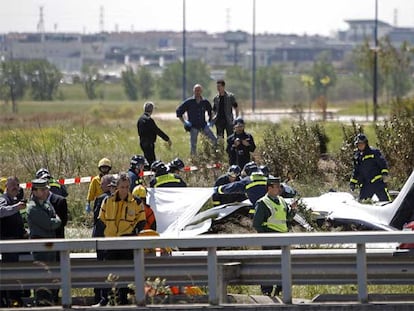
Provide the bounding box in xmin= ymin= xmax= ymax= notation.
xmin=151 ymin=160 xmax=167 ymax=174
xmin=227 ymin=165 xmax=241 ymax=177
xmin=242 ymin=161 xmax=259 ymax=176
xmin=233 ymin=117 xmax=245 ymax=127
xmin=35 ymin=168 xmax=51 ymax=179
xmin=130 ymin=155 xmax=147 ymax=169
xmin=259 ymin=165 xmax=270 ymax=177
xmin=169 ymin=158 xmax=185 ymax=171
xmin=354 ymin=133 xmax=368 ymax=146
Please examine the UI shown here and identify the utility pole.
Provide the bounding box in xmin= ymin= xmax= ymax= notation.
xmin=252 ymin=0 xmax=256 ymax=112
xmin=182 ymin=0 xmax=186 ymax=101
xmin=373 ymin=0 xmax=378 ymax=122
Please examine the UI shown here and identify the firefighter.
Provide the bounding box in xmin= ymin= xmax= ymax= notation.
xmin=149 ymin=161 xmax=187 ymax=188
xmin=132 ymin=184 xmax=157 ymax=231
xmin=212 ymin=165 xmax=246 ymax=206
xmin=350 ymin=133 xmax=391 ymax=202
xmin=214 ymin=161 xmax=267 ymax=207
xmin=167 ymin=158 xmax=185 ymax=174
xmin=253 ymin=176 xmax=296 ymax=296
xmin=127 ymin=155 xmax=147 ymax=193
xmin=85 ymin=158 xmax=112 ymax=213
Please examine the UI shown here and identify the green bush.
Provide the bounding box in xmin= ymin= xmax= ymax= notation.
xmin=376 ymin=112 xmax=414 ymax=186
xmin=260 ymin=121 xmax=320 ymax=180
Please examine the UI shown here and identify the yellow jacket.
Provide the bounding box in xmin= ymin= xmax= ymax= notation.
xmin=99 ymin=191 xmax=146 ymax=237
xmin=87 ymin=175 xmax=103 ymax=202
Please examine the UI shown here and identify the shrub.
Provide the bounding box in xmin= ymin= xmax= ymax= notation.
xmin=260 ymin=121 xmax=321 ymax=180
xmin=375 ymin=112 xmax=414 ymax=186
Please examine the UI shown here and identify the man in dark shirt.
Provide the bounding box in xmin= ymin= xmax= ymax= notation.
xmin=212 ymin=79 xmax=239 ymax=139
xmin=226 ymin=117 xmax=256 ymax=169
xmin=137 ymin=101 xmax=171 ymax=166
xmin=176 ymin=84 xmax=217 ymax=155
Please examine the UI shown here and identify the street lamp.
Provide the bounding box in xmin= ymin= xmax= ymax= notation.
xmin=252 ymin=0 xmax=256 ymax=112
xmin=182 ymin=0 xmax=186 ymax=101
xmin=373 ymin=0 xmax=378 ymax=121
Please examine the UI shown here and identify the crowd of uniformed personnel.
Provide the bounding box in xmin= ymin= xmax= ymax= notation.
xmin=0 ymin=78 xmax=392 ymax=306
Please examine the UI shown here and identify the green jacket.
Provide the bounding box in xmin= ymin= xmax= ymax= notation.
xmin=27 ymin=199 xmax=61 ymax=238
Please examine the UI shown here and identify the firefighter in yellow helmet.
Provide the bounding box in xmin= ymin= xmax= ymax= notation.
xmin=85 ymin=158 xmax=112 ymax=213
xmin=132 ymin=184 xmax=157 ymax=231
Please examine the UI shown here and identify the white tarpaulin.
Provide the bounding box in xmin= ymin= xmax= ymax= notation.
xmin=146 ymin=187 xmax=214 ymax=237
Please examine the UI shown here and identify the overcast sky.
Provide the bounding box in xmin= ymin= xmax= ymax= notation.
xmin=0 ymin=0 xmax=413 ymax=36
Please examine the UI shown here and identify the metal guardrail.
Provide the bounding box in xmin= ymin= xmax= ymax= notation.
xmin=1 ymin=231 xmax=414 ymax=307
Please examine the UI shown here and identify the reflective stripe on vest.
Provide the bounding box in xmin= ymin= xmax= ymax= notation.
xmin=245 ymin=174 xmax=267 ymax=190
xmin=261 ymin=195 xmax=288 ymax=233
xmin=362 ymin=154 xmax=375 ymax=161
xmin=154 ymin=174 xmax=181 ymax=188
xmin=371 ymin=174 xmax=383 ymax=183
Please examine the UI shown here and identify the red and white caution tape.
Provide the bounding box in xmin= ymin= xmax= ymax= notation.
xmin=19 ymin=164 xmax=223 ymax=189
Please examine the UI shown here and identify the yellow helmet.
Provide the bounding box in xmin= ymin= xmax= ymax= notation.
xmin=132 ymin=184 xmax=147 ymax=198
xmin=98 ymin=157 xmax=112 ymax=168
xmin=0 ymin=177 xmax=7 ymax=193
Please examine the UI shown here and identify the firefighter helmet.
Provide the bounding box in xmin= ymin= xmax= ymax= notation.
xmin=354 ymin=133 xmax=368 ymax=146
xmin=227 ymin=165 xmax=241 ymax=178
xmin=35 ymin=168 xmax=51 ymax=179
xmin=130 ymin=155 xmax=147 ymax=169
xmin=132 ymin=184 xmax=147 ymax=199
xmin=169 ymin=158 xmax=185 ymax=171
xmin=98 ymin=158 xmax=112 ymax=168
xmin=242 ymin=161 xmax=259 ymax=176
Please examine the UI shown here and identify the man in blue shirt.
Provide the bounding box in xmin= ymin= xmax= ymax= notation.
xmin=176 ymin=84 xmax=217 ymax=155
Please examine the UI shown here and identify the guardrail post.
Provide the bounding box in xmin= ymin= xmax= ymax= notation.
xmin=356 ymin=243 xmax=368 ymax=303
xmin=281 ymin=245 xmax=292 ymax=304
xmin=207 ymin=247 xmax=219 ymax=305
xmin=60 ymin=250 xmax=71 ymax=308
xmin=134 ymin=249 xmax=146 ymax=306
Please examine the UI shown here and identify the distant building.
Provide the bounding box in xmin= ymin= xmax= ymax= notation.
xmin=0 ymin=19 xmax=412 ymax=75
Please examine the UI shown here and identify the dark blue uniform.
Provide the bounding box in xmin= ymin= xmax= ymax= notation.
xmin=212 ymin=174 xmax=246 ymax=206
xmin=149 ymin=173 xmax=187 ymax=188
xmin=226 ymin=131 xmax=256 ymax=170
xmin=216 ymin=173 xmax=267 ymax=206
xmin=350 ymin=146 xmax=391 ymax=201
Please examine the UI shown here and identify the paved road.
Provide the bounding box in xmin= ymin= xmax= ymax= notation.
xmin=156 ymin=109 xmax=387 ymax=123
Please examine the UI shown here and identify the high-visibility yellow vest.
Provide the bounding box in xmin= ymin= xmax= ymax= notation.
xmin=260 ymin=195 xmax=288 ymax=233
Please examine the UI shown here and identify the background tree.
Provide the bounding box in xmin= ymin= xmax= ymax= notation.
xmin=137 ymin=66 xmax=154 ymax=99
xmin=301 ymin=74 xmax=315 ymax=120
xmin=256 ymin=65 xmax=283 ymax=102
xmin=0 ymin=60 xmax=26 ymax=113
xmin=309 ymin=52 xmax=337 ymax=121
xmin=225 ymin=66 xmax=250 ymax=100
xmin=157 ymin=60 xmax=211 ymax=100
xmin=379 ymin=38 xmax=412 ymax=102
xmin=157 ymin=62 xmax=180 ymax=99
xmin=25 ymin=60 xmax=62 ymax=101
xmin=82 ymin=65 xmax=100 ymax=100
xmin=121 ymin=66 xmax=138 ymax=101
